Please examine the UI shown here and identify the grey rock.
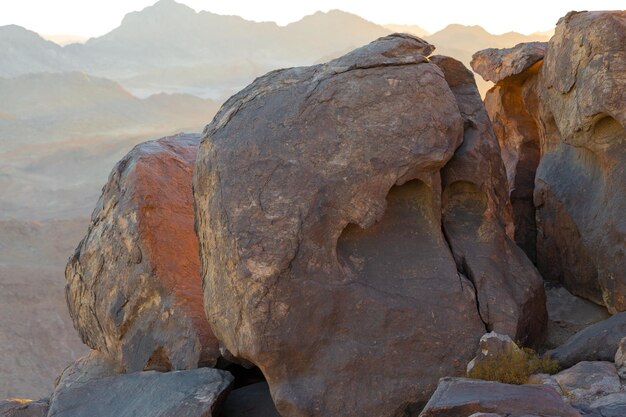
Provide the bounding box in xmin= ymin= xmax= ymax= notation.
xmin=527 ymin=374 xmax=564 ymax=397
xmin=548 ymin=312 xmax=626 ymax=368
xmin=50 ymin=350 xmax=120 ymax=406
xmin=418 ymin=377 xmax=581 ymax=417
xmin=47 ymin=368 xmax=233 ymax=417
xmin=0 ymin=399 xmax=48 ymax=417
xmin=534 ymin=11 xmax=626 ymax=312
xmin=590 ymin=393 xmax=626 ymax=417
xmin=554 ymin=362 xmax=621 ymax=405
xmin=614 ymin=336 xmax=626 ymax=379
xmin=471 ymin=41 xmax=547 ymax=83
xmin=545 ymin=284 xmax=611 ymax=349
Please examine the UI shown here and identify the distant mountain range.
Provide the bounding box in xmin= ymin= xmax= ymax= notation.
xmin=0 ymin=72 xmax=219 ymax=219
xmin=0 ymin=0 xmax=550 ymax=99
xmin=0 ymin=0 xmax=553 ymax=221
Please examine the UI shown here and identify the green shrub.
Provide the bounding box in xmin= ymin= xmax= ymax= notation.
xmin=467 ymin=346 xmax=560 ymax=385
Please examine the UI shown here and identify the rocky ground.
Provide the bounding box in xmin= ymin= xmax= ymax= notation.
xmin=1 ymin=9 xmax=624 ymax=417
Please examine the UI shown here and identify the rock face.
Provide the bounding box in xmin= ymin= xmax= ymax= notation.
xmin=419 ymin=377 xmax=581 ymax=417
xmin=65 ymin=133 xmax=220 ymax=372
xmin=553 ymin=361 xmax=621 ymax=405
xmin=471 ymin=43 xmax=545 ymax=262
xmin=50 ymin=350 xmax=120 ymax=406
xmin=544 ymin=283 xmax=610 ymax=349
xmin=47 ymin=368 xmax=233 ymax=417
xmin=472 ymin=11 xmax=626 ymax=312
xmin=471 ymin=42 xmax=546 ymax=84
xmin=614 ymin=336 xmax=626 ymax=379
xmin=194 ymin=33 xmax=546 ymax=417
xmin=0 ymin=399 xmax=48 ymax=417
xmin=548 ymin=312 xmax=626 ymax=368
xmin=535 ymin=11 xmax=626 ymax=312
xmin=432 ymin=55 xmax=546 ymax=344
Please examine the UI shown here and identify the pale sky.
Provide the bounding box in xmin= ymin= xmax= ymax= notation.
xmin=1 ymin=0 xmax=625 ymax=38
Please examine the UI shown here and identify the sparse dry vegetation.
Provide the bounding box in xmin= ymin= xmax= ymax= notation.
xmin=468 ymin=346 xmax=560 ymax=385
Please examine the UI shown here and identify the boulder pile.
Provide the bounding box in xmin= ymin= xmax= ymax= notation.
xmin=3 ymin=9 xmax=624 ymax=417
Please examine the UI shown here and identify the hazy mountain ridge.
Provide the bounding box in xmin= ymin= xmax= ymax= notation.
xmin=0 ymin=71 xmax=220 ymax=153
xmin=0 ymin=0 xmax=550 ymax=99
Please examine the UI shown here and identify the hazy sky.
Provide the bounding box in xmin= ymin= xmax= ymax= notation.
xmin=2 ymin=0 xmax=624 ymax=38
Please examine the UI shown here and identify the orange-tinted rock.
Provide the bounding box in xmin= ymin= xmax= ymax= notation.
xmin=472 ymin=43 xmax=545 ymax=262
xmin=472 ymin=11 xmax=626 ymax=312
xmin=66 ymin=133 xmax=220 ymax=372
xmin=433 ymin=55 xmax=547 ymax=345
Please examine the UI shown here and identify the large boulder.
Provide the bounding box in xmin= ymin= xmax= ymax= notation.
xmin=553 ymin=361 xmax=621 ymax=405
xmin=418 ymin=377 xmax=581 ymax=417
xmin=544 ymin=283 xmax=610 ymax=349
xmin=534 ymin=11 xmax=626 ymax=312
xmin=433 ymin=55 xmax=546 ymax=344
xmin=472 ymin=11 xmax=626 ymax=312
xmin=471 ymin=43 xmax=545 ymax=262
xmin=194 ymin=34 xmax=546 ymax=417
xmin=47 ymin=368 xmax=233 ymax=417
xmin=65 ymin=133 xmax=220 ymax=372
xmin=548 ymin=312 xmax=626 ymax=368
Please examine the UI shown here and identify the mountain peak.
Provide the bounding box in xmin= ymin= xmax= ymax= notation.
xmin=119 ymin=0 xmax=197 ymax=26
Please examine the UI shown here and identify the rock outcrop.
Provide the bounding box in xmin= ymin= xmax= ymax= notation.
xmin=194 ymin=33 xmax=546 ymax=417
xmin=471 ymin=42 xmax=545 ymax=262
xmin=432 ymin=55 xmax=546 ymax=343
xmin=419 ymin=377 xmax=581 ymax=417
xmin=544 ymin=283 xmax=610 ymax=349
xmin=553 ymin=361 xmax=621 ymax=405
xmin=472 ymin=11 xmax=626 ymax=312
xmin=65 ymin=133 xmax=220 ymax=372
xmin=47 ymin=368 xmax=233 ymax=417
xmin=0 ymin=399 xmax=48 ymax=417
xmin=548 ymin=312 xmax=626 ymax=368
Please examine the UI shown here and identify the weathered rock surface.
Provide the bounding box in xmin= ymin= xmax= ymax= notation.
xmin=50 ymin=350 xmax=120 ymax=406
xmin=219 ymin=382 xmax=281 ymax=417
xmin=548 ymin=312 xmax=626 ymax=368
xmin=589 ymin=393 xmax=626 ymax=417
xmin=473 ymin=11 xmax=626 ymax=312
xmin=418 ymin=377 xmax=581 ymax=417
xmin=467 ymin=332 xmax=522 ymax=374
xmin=0 ymin=399 xmax=48 ymax=417
xmin=471 ymin=42 xmax=546 ymax=84
xmin=65 ymin=133 xmax=220 ymax=372
xmin=545 ymin=283 xmax=610 ymax=349
xmin=527 ymin=373 xmax=564 ymax=396
xmin=471 ymin=43 xmax=545 ymax=263
xmin=47 ymin=368 xmax=233 ymax=417
xmin=614 ymin=336 xmax=626 ymax=379
xmin=194 ymin=34 xmax=546 ymax=417
xmin=534 ymin=11 xmax=626 ymax=312
xmin=432 ymin=55 xmax=546 ymax=345
xmin=554 ymin=361 xmax=621 ymax=405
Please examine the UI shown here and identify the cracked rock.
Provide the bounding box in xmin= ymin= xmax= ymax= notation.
xmin=194 ymin=34 xmax=547 ymax=417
